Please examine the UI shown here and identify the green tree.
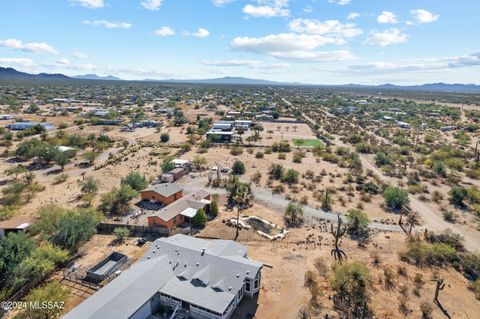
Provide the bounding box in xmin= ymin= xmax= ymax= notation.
xmin=98 ymin=185 xmax=138 ymax=214
xmin=161 ymin=157 xmax=175 ymax=173
xmin=83 ymin=150 xmax=99 ymax=165
xmin=121 ymin=172 xmax=148 ymax=191
xmin=54 ymin=151 xmax=69 ymax=170
xmin=384 ymin=186 xmax=409 ymax=210
xmin=0 ymin=232 xmax=35 ymax=284
xmin=232 ymin=160 xmax=246 ymax=175
xmin=12 ymin=243 xmax=69 ymax=289
xmin=15 ymin=282 xmax=68 ymax=319
xmin=210 ymin=201 xmax=218 ymax=218
xmin=81 ymin=177 xmax=99 ymax=195
xmin=192 ymin=209 xmax=208 ymax=227
xmin=53 ymin=208 xmax=103 ymax=251
xmin=346 ymin=209 xmax=369 ymax=237
xmin=284 ymin=201 xmax=304 ymax=226
xmin=113 ymin=227 xmax=131 ymax=243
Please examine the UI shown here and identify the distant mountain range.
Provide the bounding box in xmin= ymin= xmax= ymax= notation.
xmin=73 ymin=74 xmax=121 ymax=81
xmin=0 ymin=67 xmax=70 ymax=80
xmin=1 ymin=67 xmax=479 ymax=93
xmin=144 ymin=76 xmax=288 ymax=85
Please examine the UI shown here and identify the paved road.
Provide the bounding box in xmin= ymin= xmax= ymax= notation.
xmin=282 ymin=95 xmax=480 ymax=252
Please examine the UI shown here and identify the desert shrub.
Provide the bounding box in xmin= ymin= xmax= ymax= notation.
xmin=255 ymin=151 xmax=264 ymax=159
xmin=271 ymin=141 xmax=291 ymax=152
xmin=232 ymin=160 xmax=245 ymax=175
xmin=331 ymin=261 xmax=372 ymax=318
xmin=449 ymin=186 xmax=468 ymax=206
xmin=420 ymin=302 xmax=433 ymax=319
xmin=426 ymin=230 xmax=465 ymax=252
xmin=53 ymin=173 xmax=68 ymax=184
xmin=121 ymin=172 xmax=148 ymax=191
xmin=283 ymin=169 xmax=299 ymax=185
xmin=442 ymin=210 xmax=457 ymax=223
xmin=230 ymin=146 xmax=243 ymax=156
xmin=401 ymin=241 xmax=458 ymax=266
xmin=383 ymin=186 xmax=409 ymax=210
xmin=472 ymin=280 xmax=480 ymax=300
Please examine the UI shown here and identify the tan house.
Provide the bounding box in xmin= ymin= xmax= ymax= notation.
xmin=140 ymin=183 xmax=183 ymax=205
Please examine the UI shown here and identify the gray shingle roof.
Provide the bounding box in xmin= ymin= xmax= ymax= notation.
xmin=141 ymin=183 xmax=182 ymax=197
xmin=148 ymin=190 xmax=210 ymax=222
xmin=62 ymin=235 xmax=262 ymax=319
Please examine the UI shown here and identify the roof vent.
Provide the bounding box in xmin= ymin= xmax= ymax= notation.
xmin=196 ymin=262 xmax=199 ymax=266
xmin=147 ymin=256 xmax=151 ymax=259
xmin=228 ymin=286 xmax=232 ymax=291
xmin=236 ymin=274 xmax=240 ymax=278
xmin=152 ymin=250 xmax=156 ymax=254
xmin=201 ymin=247 xmax=206 ymax=256
xmin=246 ymin=271 xmax=250 ymax=275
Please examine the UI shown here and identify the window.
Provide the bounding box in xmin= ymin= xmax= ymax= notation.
xmin=254 ymin=279 xmax=259 ymax=289
xmin=245 ymin=281 xmax=251 ymax=292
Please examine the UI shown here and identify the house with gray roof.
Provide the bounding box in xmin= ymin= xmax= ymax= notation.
xmin=62 ymin=234 xmax=262 ymax=319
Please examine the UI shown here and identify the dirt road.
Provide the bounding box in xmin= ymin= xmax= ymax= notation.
xmin=182 ymin=176 xmax=404 ymax=232
xmin=282 ymin=96 xmax=480 ymax=252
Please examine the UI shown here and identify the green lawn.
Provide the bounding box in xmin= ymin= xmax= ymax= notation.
xmin=292 ymin=139 xmax=324 ymax=148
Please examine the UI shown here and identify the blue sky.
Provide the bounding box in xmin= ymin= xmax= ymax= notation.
xmin=0 ymin=0 xmax=478 ymax=84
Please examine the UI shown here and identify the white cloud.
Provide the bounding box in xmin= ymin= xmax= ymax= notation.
xmin=343 ymin=52 xmax=480 ymax=74
xmin=328 ymin=0 xmax=351 ymax=6
xmin=0 ymin=38 xmax=59 ymax=55
xmin=154 ymin=27 xmax=175 ymax=37
xmin=243 ymin=0 xmax=290 ymax=18
xmin=288 ymin=18 xmax=362 ymax=38
xmin=140 ymin=0 xmax=163 ymax=11
xmin=0 ymin=58 xmax=35 ymax=67
xmin=271 ymin=50 xmax=356 ymax=62
xmin=84 ymin=20 xmax=132 ymax=29
xmin=347 ymin=12 xmax=360 ymax=20
xmin=303 ymin=6 xmax=313 ymax=13
xmin=212 ymin=0 xmax=236 ymax=7
xmin=56 ymin=58 xmax=71 ymax=66
xmin=73 ymin=52 xmax=89 ymax=59
xmin=364 ymin=28 xmax=408 ymax=46
xmin=411 ymin=9 xmax=439 ymax=24
xmin=231 ymin=33 xmax=355 ymax=62
xmin=377 ymin=11 xmax=398 ymax=24
xmin=202 ymin=59 xmax=289 ymax=69
xmin=186 ymin=28 xmax=210 ymax=38
xmin=71 ymin=0 xmax=104 ymax=9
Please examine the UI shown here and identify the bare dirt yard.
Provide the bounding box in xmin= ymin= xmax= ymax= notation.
xmin=197 ymin=199 xmax=480 ymax=319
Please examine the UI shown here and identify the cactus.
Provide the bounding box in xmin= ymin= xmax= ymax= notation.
xmin=330 ymin=214 xmax=347 ymax=263
xmin=432 ymin=277 xmax=451 ymax=319
xmin=433 ymin=277 xmax=445 ymax=303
